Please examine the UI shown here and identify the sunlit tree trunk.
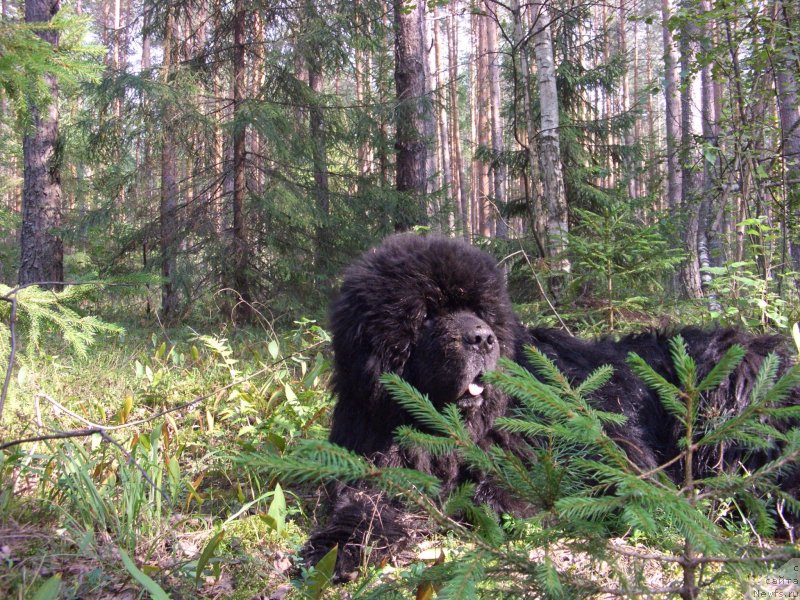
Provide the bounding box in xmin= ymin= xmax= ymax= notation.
xmin=698 ymin=0 xmax=720 ymax=310
xmin=20 ymin=0 xmax=63 ymax=288
xmin=679 ymin=0 xmax=702 ymax=298
xmin=645 ymin=21 xmax=658 ymax=205
xmin=631 ymin=0 xmax=641 ymax=199
xmin=473 ymin=12 xmax=491 ymax=236
xmin=618 ymin=0 xmax=634 ymax=199
xmin=773 ymin=0 xmax=800 ymax=272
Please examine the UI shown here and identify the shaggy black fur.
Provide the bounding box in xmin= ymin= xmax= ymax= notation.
xmin=302 ymin=234 xmax=799 ymax=581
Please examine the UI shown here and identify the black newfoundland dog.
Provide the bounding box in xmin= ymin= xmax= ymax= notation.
xmin=302 ymin=234 xmax=799 ymax=580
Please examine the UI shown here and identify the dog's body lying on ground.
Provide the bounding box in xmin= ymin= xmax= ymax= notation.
xmin=301 ymin=234 xmax=799 ymax=580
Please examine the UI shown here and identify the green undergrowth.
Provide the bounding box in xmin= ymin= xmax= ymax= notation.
xmin=0 ymin=317 xmax=332 ymax=599
xmin=1 ymin=300 xmax=798 ymax=598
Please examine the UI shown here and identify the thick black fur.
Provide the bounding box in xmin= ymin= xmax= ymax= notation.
xmin=302 ymin=234 xmax=799 ymax=581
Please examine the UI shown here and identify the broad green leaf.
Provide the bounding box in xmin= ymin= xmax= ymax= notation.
xmin=118 ymin=547 xmax=171 ymax=600
xmin=31 ymin=574 xmax=61 ymax=600
xmin=267 ymin=483 xmax=287 ymax=535
xmin=304 ymin=545 xmax=338 ymax=599
xmin=195 ymin=529 xmax=225 ymax=586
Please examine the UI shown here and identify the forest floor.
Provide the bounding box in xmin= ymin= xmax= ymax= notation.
xmin=0 ymin=313 xmax=791 ymax=598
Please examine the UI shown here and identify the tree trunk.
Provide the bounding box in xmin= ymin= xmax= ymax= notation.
xmin=532 ymin=3 xmax=570 ymax=286
xmin=699 ymin=0 xmax=720 ymax=309
xmin=393 ymin=0 xmax=430 ymax=230
xmin=774 ymin=0 xmax=800 ymax=273
xmin=679 ymin=1 xmax=702 ymax=298
xmin=618 ymin=0 xmax=635 ymax=199
xmin=448 ymin=1 xmax=469 ymax=238
xmin=309 ymin=64 xmax=329 ymax=217
xmin=510 ymin=0 xmax=545 ymax=254
xmin=212 ymin=1 xmax=224 ymax=232
xmin=232 ymin=0 xmax=252 ymax=321
xmin=160 ymin=6 xmax=179 ymax=318
xmin=307 ymin=10 xmax=331 ymax=272
xmin=19 ymin=0 xmax=64 ymax=289
xmin=487 ymin=7 xmax=506 ymax=238
xmin=433 ymin=5 xmax=453 ymax=227
xmin=661 ymin=0 xmax=682 ymax=214
xmin=377 ymin=6 xmax=391 ymax=188
xmin=474 ymin=12 xmax=491 ymax=237
xmin=355 ymin=2 xmax=372 ymax=179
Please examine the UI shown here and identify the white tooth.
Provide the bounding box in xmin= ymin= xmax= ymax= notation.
xmin=468 ymin=383 xmax=484 ymax=396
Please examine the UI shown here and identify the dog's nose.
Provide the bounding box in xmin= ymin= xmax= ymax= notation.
xmin=463 ymin=324 xmax=495 ymax=349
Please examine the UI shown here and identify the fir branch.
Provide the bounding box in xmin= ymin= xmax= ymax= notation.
xmin=574 ymin=364 xmax=614 ymax=397
xmin=393 ymin=426 xmax=459 ymax=456
xmin=380 ymin=373 xmax=451 ymax=435
xmin=750 ymin=352 xmax=781 ymax=405
xmin=696 ymin=344 xmax=746 ymax=392
xmin=626 ymin=352 xmax=686 ymax=425
xmin=523 ymin=345 xmax=571 ymax=390
xmin=437 ymin=556 xmax=485 ymax=600
xmin=668 ymin=335 xmax=697 ymax=391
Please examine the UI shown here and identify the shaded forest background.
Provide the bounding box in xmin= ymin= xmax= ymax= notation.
xmin=3 ymin=0 xmax=799 ymax=328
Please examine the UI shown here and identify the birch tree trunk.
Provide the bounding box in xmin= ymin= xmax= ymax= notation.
xmin=698 ymin=0 xmax=720 ymax=310
xmin=679 ymin=0 xmax=702 ymax=298
xmin=19 ymin=0 xmax=64 ymax=289
xmin=532 ymin=2 xmax=570 ymax=282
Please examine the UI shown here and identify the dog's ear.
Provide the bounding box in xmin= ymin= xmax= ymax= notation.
xmin=330 ymin=277 xmax=424 ymax=374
